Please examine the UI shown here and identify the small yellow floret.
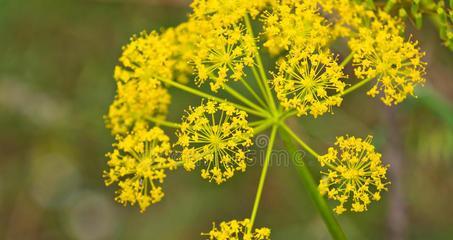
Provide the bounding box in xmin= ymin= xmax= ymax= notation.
xmin=202 ymin=218 xmax=271 ymax=240
xmin=190 ymin=0 xmax=270 ymax=26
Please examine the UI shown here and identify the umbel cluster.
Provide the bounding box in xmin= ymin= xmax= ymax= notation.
xmin=103 ymin=0 xmax=426 ymax=239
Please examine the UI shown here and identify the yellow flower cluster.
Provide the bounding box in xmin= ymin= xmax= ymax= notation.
xmin=318 ymin=0 xmax=374 ymax=38
xmin=318 ymin=135 xmax=389 ymax=214
xmin=261 ymin=0 xmax=332 ymax=55
xmin=193 ymin=25 xmax=255 ymax=92
xmin=202 ymin=219 xmax=270 ymax=240
xmin=103 ymin=127 xmax=177 ymax=212
xmin=102 ymin=0 xmax=430 ymax=236
xmin=176 ymin=100 xmax=253 ymax=184
xmin=349 ymin=11 xmax=426 ymax=106
xmin=272 ymin=50 xmax=346 ymax=117
xmin=163 ymin=20 xmax=213 ymax=83
xmin=106 ymin=32 xmax=172 ymax=135
xmin=191 ymin=0 xmax=269 ymax=26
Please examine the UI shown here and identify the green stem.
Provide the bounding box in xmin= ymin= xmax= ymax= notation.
xmin=280 ymin=123 xmax=320 ymax=158
xmin=279 ymin=126 xmax=346 ymax=240
xmin=251 ymin=65 xmax=270 ymax=106
xmin=339 ymin=77 xmax=373 ymax=97
xmin=154 ymin=161 xmax=184 ymax=170
xmin=248 ymin=125 xmax=278 ymax=233
xmin=244 ymin=14 xmax=277 ymax=113
xmin=158 ymin=77 xmax=268 ymax=118
xmin=224 ymin=85 xmax=268 ymax=114
xmin=239 ymin=77 xmax=268 ymax=108
xmin=147 ymin=117 xmax=181 ymax=128
xmin=250 ymin=119 xmax=268 ymax=127
xmin=340 ymin=51 xmax=354 ymax=67
xmin=253 ymin=120 xmax=274 ymax=134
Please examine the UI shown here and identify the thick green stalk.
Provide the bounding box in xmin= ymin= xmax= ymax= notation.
xmin=279 ymin=126 xmax=347 ymax=240
xmin=248 ymin=125 xmax=278 ymax=234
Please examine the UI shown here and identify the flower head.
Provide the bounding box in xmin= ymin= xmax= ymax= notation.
xmin=202 ymin=219 xmax=270 ymax=240
xmin=318 ymin=135 xmax=389 ymax=214
xmin=106 ymin=78 xmax=171 ymax=135
xmin=191 ymin=0 xmax=269 ymax=26
xmin=261 ymin=0 xmax=331 ymax=55
xmin=114 ymin=31 xmax=173 ymax=83
xmin=349 ymin=11 xmax=426 ymax=106
xmin=317 ymin=0 xmax=375 ymax=38
xmin=106 ymin=31 xmax=172 ymax=135
xmin=176 ymin=100 xmax=253 ymax=184
xmin=193 ymin=24 xmax=255 ymax=92
xmin=103 ymin=127 xmax=177 ymax=212
xmin=272 ymin=49 xmax=346 ymax=117
xmin=162 ymin=19 xmax=212 ymax=84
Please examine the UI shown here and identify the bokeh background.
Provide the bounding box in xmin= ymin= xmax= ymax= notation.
xmin=1 ymin=0 xmax=452 ymax=239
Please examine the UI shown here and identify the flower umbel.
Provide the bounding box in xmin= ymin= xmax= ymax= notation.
xmin=349 ymin=11 xmax=426 ymax=106
xmin=102 ymin=0 xmax=433 ymax=237
xmin=190 ymin=0 xmax=269 ymax=26
xmin=193 ymin=24 xmax=255 ymax=92
xmin=202 ymin=218 xmax=271 ymax=240
xmin=106 ymin=31 xmax=172 ymax=135
xmin=261 ymin=0 xmax=331 ymax=55
xmin=103 ymin=127 xmax=177 ymax=212
xmin=176 ymin=100 xmax=253 ymax=184
xmin=318 ymin=135 xmax=389 ymax=214
xmin=272 ymin=49 xmax=346 ymax=117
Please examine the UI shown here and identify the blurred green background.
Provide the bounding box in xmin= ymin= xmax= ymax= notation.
xmin=1 ymin=0 xmax=453 ymax=239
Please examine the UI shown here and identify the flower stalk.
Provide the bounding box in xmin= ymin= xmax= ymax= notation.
xmin=280 ymin=126 xmax=347 ymax=240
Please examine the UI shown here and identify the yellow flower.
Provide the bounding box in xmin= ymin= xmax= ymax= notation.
xmin=106 ymin=31 xmax=172 ymax=135
xmin=190 ymin=0 xmax=269 ymax=26
xmin=317 ymin=0 xmax=375 ymax=38
xmin=193 ymin=24 xmax=255 ymax=92
xmin=115 ymin=31 xmax=173 ymax=83
xmin=318 ymin=135 xmax=390 ymax=214
xmin=349 ymin=11 xmax=426 ymax=106
xmin=103 ymin=127 xmax=177 ymax=212
xmin=106 ymin=78 xmax=171 ymax=135
xmin=272 ymin=49 xmax=346 ymax=117
xmin=261 ymin=0 xmax=332 ymax=55
xmin=162 ymin=19 xmax=212 ymax=84
xmin=202 ymin=219 xmax=271 ymax=240
xmin=176 ymin=100 xmax=253 ymax=184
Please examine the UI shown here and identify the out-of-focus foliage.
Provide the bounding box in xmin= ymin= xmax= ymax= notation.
xmin=377 ymin=0 xmax=453 ymax=50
